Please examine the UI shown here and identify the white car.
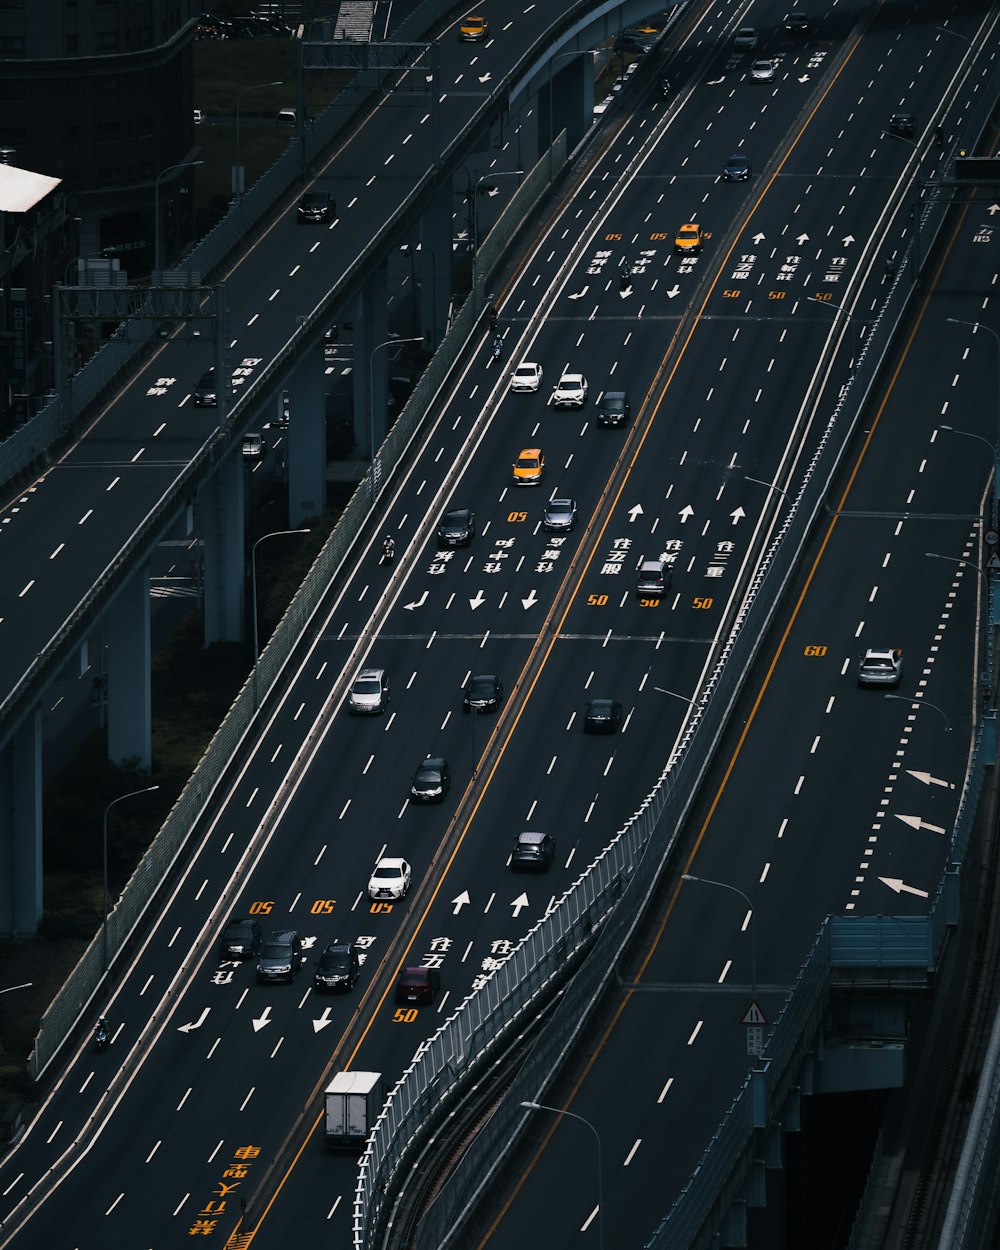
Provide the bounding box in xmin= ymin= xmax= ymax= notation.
xmin=551 ymin=372 xmax=588 ymax=408
xmin=511 ymin=361 xmax=543 ymax=392
xmin=857 ymin=648 xmax=903 ymax=688
xmin=368 ymin=857 xmax=412 ymax=900
xmin=750 ymin=58 xmax=777 ymax=82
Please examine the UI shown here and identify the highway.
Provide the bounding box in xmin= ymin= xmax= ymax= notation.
xmin=0 ymin=0 xmax=995 ymax=1247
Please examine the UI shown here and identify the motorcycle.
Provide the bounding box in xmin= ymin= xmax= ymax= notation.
xmin=381 ymin=537 xmax=395 ymax=564
xmin=491 ymin=334 xmax=503 ymax=361
xmin=660 ymin=78 xmax=670 ymax=98
xmin=94 ymin=1018 xmax=109 ymax=1052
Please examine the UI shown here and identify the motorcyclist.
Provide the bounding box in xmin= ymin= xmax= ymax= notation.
xmin=619 ymin=267 xmax=631 ymax=293
xmin=660 ymin=77 xmax=670 ymax=97
xmin=487 ymin=304 xmax=499 ymax=331
xmin=382 ymin=534 xmax=395 ymax=563
xmin=491 ymin=333 xmax=503 ymax=360
xmin=94 ymin=1016 xmax=109 ymax=1048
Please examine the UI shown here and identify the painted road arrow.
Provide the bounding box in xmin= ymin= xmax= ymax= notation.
xmin=404 ymin=590 xmax=428 ymax=611
xmin=679 ymin=505 xmax=695 ymax=523
xmin=470 ymin=590 xmax=486 ymax=610
xmin=178 ymin=1007 xmax=210 ymax=1034
xmin=730 ymin=506 xmax=746 ymax=525
xmin=906 ymin=769 xmax=953 ymax=789
xmin=665 ymin=284 xmax=681 ymax=298
xmin=895 ymin=813 xmax=947 ymax=835
xmin=312 ymin=1007 xmax=334 ymax=1034
xmin=627 ymin=504 xmax=644 ymax=522
xmin=521 ymin=589 xmax=538 ymax=609
xmin=512 ymin=893 xmax=530 ymax=918
xmin=452 ymin=890 xmax=471 ymax=915
xmin=752 ymin=232 xmax=766 ymax=244
xmin=252 ymin=1006 xmax=272 ymax=1033
xmin=986 ymin=203 xmax=999 ymax=215
xmin=879 ymin=876 xmax=929 ymax=899
xmin=843 ymin=234 xmax=856 ymax=245
xmin=568 ymin=286 xmax=590 ymax=300
xmin=795 ymin=232 xmax=809 ymax=245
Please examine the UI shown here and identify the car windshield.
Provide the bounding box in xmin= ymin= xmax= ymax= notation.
xmin=866 ymin=659 xmax=894 ymax=669
xmin=354 ymin=677 xmax=381 ymax=695
xmin=372 ymin=867 xmax=397 ymax=883
xmin=417 ymin=765 xmax=442 ymax=783
xmin=321 ymin=951 xmax=350 ymax=970
xmin=443 ymin=512 xmax=466 ymax=526
xmin=261 ymin=943 xmax=287 ymax=958
xmin=516 ymin=455 xmax=539 ymax=469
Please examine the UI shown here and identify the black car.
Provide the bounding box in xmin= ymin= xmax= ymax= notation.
xmin=437 ymin=507 xmax=476 ymax=548
xmin=543 ymin=498 xmax=578 ymax=533
xmin=463 ymin=673 xmax=503 ymax=712
xmin=596 ymin=390 xmax=631 ymax=428
xmin=298 ymin=191 xmax=335 ymax=223
xmin=193 ymin=368 xmax=217 ymax=407
xmin=723 ymin=153 xmax=752 ymax=182
xmin=510 ymin=831 xmax=556 ymax=871
xmin=256 ymin=930 xmax=303 ymax=983
xmin=889 ymin=111 xmax=916 ymax=138
xmin=220 ymin=917 xmax=263 ymax=960
xmin=585 ymin=698 xmax=623 ymax=733
xmin=784 ymin=11 xmax=809 ymax=33
xmin=410 ymin=755 xmax=451 ymax=803
xmin=313 ymin=941 xmax=360 ymax=992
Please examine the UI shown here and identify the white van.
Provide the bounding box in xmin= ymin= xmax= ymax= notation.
xmin=276 ymin=107 xmax=297 ymax=127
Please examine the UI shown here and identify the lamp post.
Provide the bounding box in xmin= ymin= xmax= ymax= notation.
xmin=234 ymin=80 xmax=283 ymax=199
xmin=520 ymin=1101 xmax=604 ymax=1250
xmin=744 ymin=474 xmax=788 ymax=498
xmin=808 ymin=294 xmax=873 ymax=374
xmin=681 ymin=873 xmax=757 ymax=1005
xmin=154 ymin=160 xmax=203 ymax=276
xmin=653 ymin=686 xmax=700 ymax=709
xmin=926 ymin=549 xmax=996 ymax=633
xmin=946 ymin=320 xmax=1000 ymax=524
xmin=367 ymin=336 xmax=423 ymax=503
xmin=0 ymin=983 xmax=31 ymax=996
xmin=103 ymin=785 xmax=159 ymax=972
xmin=469 ymin=169 xmax=524 ymax=256
xmin=883 ymin=693 xmax=953 ymax=732
xmin=252 ymin=528 xmax=311 ymax=708
xmin=546 ymin=48 xmax=599 ymax=176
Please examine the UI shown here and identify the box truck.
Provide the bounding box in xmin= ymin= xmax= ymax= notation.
xmin=324 ymin=1071 xmax=383 ymax=1148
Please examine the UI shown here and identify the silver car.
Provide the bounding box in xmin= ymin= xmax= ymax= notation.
xmin=857 ymin=648 xmax=902 ymax=687
xmin=543 ymin=498 xmax=578 ymax=532
xmin=750 ymin=58 xmax=776 ymax=82
xmin=348 ymin=667 xmax=390 ymax=714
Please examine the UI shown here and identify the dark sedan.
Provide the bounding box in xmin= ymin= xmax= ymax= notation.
xmin=437 ymin=507 xmax=476 ymax=548
xmin=596 ymin=390 xmax=630 ymax=427
xmin=510 ymin=831 xmax=556 ymax=871
xmin=410 ymin=756 xmax=451 ymax=803
xmin=298 ymin=191 xmax=335 ymax=223
xmin=219 ymin=917 xmax=262 ymax=960
xmin=313 ymin=941 xmax=360 ymax=992
xmin=723 ymin=153 xmax=752 ymax=182
xmin=584 ymin=698 xmax=623 ymax=733
xmin=463 ymin=674 xmax=503 ymax=712
xmin=394 ymin=966 xmax=441 ymax=1005
xmin=192 ymin=368 xmax=217 ymax=407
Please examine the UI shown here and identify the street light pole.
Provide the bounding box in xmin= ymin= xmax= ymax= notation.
xmin=808 ymin=294 xmax=873 ymax=374
xmin=883 ymin=693 xmax=953 ymax=732
xmin=367 ymin=336 xmax=423 ymax=503
xmin=681 ymin=873 xmax=757 ymax=1004
xmin=154 ymin=160 xmax=204 ymax=276
xmin=521 ymin=1101 xmax=604 ymax=1250
xmin=234 ymin=80 xmax=283 ymax=199
xmin=653 ymin=686 xmax=700 ymax=709
xmin=947 ymin=320 xmax=1000 ymax=525
xmin=744 ymin=474 xmax=788 ymax=498
xmin=103 ymin=785 xmax=159 ymax=973
xmin=251 ymin=528 xmax=311 ymax=709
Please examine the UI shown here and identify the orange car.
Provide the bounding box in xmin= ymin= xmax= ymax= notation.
xmin=512 ymin=448 xmax=545 ymax=486
xmin=459 ymin=14 xmax=488 ymax=41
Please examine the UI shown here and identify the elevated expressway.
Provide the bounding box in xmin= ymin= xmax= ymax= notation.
xmin=0 ymin=1 xmax=997 ymax=1249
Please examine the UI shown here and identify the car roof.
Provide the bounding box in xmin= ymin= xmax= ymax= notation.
xmin=267 ymin=929 xmax=297 ymax=942
xmin=442 ymin=506 xmax=470 ymax=518
xmin=517 ymin=831 xmax=548 ymax=843
xmin=375 ymin=856 xmax=407 ymax=870
xmin=515 ymin=361 xmax=540 ymax=370
xmin=470 ymin=672 xmax=498 ymax=682
xmin=418 ymin=755 xmax=446 ymax=768
xmin=517 ymin=447 xmax=542 ymax=456
xmin=863 ymin=647 xmax=897 ymax=659
xmin=356 ymin=666 xmax=384 ymax=679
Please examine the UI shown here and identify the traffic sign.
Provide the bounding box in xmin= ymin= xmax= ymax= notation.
xmin=985 ymin=530 xmax=998 ymax=547
xmin=742 ymin=1000 xmax=768 ymax=1026
xmin=987 ymin=553 xmax=1000 ymax=572
xmin=746 ymin=1025 xmax=764 ymax=1057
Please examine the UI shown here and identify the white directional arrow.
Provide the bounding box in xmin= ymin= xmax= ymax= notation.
xmin=404 ymin=590 xmax=429 ymax=611
xmin=252 ymin=1006 xmax=272 ymax=1033
xmin=521 ymin=589 xmax=539 ymax=610
xmin=512 ymin=892 xmax=530 ymax=918
xmin=665 ymin=284 xmax=681 ymax=299
xmin=178 ymin=1007 xmax=210 ymax=1034
xmin=452 ymin=890 xmax=471 ymax=915
xmin=469 ymin=589 xmax=486 ymax=610
xmin=895 ymin=813 xmax=947 ymax=835
xmin=879 ymin=876 xmax=929 ymax=899
xmin=679 ymin=504 xmax=695 ymax=523
xmin=987 ymin=203 xmax=1000 ymax=215
xmin=627 ymin=504 xmax=644 ymax=522
xmin=313 ymin=1007 xmax=335 ymax=1034
xmin=619 ymin=286 xmax=632 ymax=299
xmin=795 ymin=232 xmax=809 ymax=245
xmin=797 ymin=73 xmax=810 ymax=83
xmin=842 ymin=234 xmax=856 ymax=246
xmin=478 ymin=73 xmax=492 ymax=84
xmin=568 ymin=286 xmax=590 ymax=300
xmin=730 ymin=506 xmax=746 ymax=525
xmin=706 ymin=76 xmax=725 ymax=85
xmin=752 ymin=232 xmax=766 ymax=244
xmin=906 ymin=769 xmax=953 ymax=789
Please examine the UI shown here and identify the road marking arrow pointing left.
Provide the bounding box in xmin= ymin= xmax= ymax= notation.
xmin=568 ymin=286 xmax=590 ymax=300
xmin=404 ymin=591 xmax=428 ymax=611
xmin=178 ymin=1007 xmax=210 ymax=1034
xmin=879 ymin=876 xmax=929 ymax=899
xmin=895 ymin=813 xmax=947 ymax=835
xmin=906 ymin=769 xmax=953 ymax=789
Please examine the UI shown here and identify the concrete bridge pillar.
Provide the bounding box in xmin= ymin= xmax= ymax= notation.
xmin=0 ymin=711 xmax=43 ymax=934
xmin=106 ymin=564 xmax=152 ymax=769
xmin=201 ymin=451 xmax=246 ymax=644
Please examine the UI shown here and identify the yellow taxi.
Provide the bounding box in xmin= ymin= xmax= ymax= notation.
xmin=512 ymin=448 xmax=545 ymax=486
xmin=459 ymin=14 xmax=489 ymax=41
xmin=673 ymin=223 xmax=705 ymax=256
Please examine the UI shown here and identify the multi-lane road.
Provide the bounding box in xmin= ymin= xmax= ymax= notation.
xmin=1 ymin=0 xmax=997 ymax=1247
